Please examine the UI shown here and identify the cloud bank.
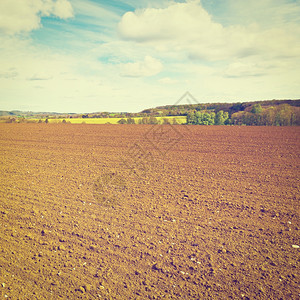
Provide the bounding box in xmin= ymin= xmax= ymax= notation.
xmin=120 ymin=56 xmax=163 ymax=77
xmin=0 ymin=0 xmax=73 ymax=35
xmin=118 ymin=0 xmax=300 ymax=63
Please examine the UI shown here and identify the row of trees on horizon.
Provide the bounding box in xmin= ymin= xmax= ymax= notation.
xmin=2 ymin=103 xmax=300 ymax=126
xmin=117 ymin=104 xmax=300 ymax=126
xmin=186 ymin=104 xmax=299 ymax=126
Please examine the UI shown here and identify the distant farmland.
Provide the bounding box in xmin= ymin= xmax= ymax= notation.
xmin=24 ymin=116 xmax=187 ymax=124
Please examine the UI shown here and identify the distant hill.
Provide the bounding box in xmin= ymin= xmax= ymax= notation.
xmin=0 ymin=110 xmax=23 ymax=117
xmin=140 ymin=99 xmax=300 ymax=126
xmin=141 ymin=99 xmax=300 ymax=117
xmin=0 ymin=110 xmax=76 ymax=118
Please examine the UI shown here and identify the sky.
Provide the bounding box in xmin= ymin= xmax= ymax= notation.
xmin=0 ymin=0 xmax=299 ymax=113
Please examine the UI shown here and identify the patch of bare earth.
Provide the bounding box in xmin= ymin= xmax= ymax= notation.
xmin=0 ymin=124 xmax=299 ymax=299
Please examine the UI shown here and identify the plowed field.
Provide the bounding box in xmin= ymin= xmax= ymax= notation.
xmin=0 ymin=124 xmax=299 ymax=299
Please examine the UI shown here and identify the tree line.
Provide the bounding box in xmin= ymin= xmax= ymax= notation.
xmin=186 ymin=104 xmax=300 ymax=126
xmin=230 ymin=104 xmax=300 ymax=126
xmin=186 ymin=111 xmax=229 ymax=125
xmin=2 ymin=102 xmax=299 ymax=126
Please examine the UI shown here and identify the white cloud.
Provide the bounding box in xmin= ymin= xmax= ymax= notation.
xmin=120 ymin=56 xmax=163 ymax=77
xmin=0 ymin=68 xmax=18 ymax=79
xmin=53 ymin=0 xmax=74 ymax=19
xmin=118 ymin=0 xmax=234 ymax=61
xmin=119 ymin=0 xmax=215 ymax=42
xmin=223 ymin=62 xmax=266 ymax=78
xmin=159 ymin=77 xmax=178 ymax=84
xmin=118 ymin=0 xmax=300 ymax=62
xmin=0 ymin=0 xmax=73 ymax=35
xmin=28 ymin=74 xmax=53 ymax=81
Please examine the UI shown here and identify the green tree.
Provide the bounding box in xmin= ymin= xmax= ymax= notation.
xmin=243 ymin=112 xmax=257 ymax=125
xmin=215 ymin=111 xmax=224 ymax=125
xmin=215 ymin=110 xmax=229 ymax=125
xmin=126 ymin=118 xmax=135 ymax=124
xmin=202 ymin=112 xmax=214 ymax=125
xmin=231 ymin=112 xmax=244 ymax=125
xmin=149 ymin=116 xmax=158 ymax=124
xmin=251 ymin=104 xmax=262 ymax=114
xmin=223 ymin=112 xmax=230 ymax=124
xmin=118 ymin=118 xmax=127 ymax=124
xmin=186 ymin=112 xmax=195 ymax=124
xmin=275 ymin=104 xmax=293 ymax=126
xmin=141 ymin=117 xmax=148 ymax=124
xmin=195 ymin=111 xmax=203 ymax=124
xmin=187 ymin=111 xmax=217 ymax=125
xmin=210 ymin=112 xmax=216 ymax=125
xmin=261 ymin=107 xmax=275 ymax=125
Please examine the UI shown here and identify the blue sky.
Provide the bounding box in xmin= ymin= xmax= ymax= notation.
xmin=0 ymin=0 xmax=299 ymax=113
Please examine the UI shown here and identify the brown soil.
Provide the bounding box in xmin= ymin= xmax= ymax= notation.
xmin=0 ymin=124 xmax=299 ymax=299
